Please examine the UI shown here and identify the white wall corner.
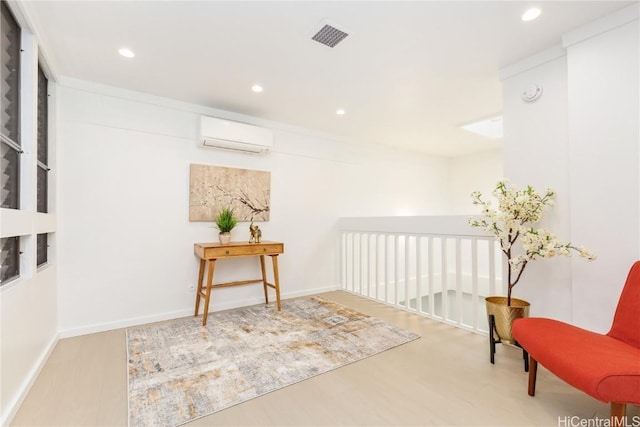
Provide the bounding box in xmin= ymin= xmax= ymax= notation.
xmin=0 ymin=334 xmax=59 ymax=427
xmin=563 ymin=3 xmax=640 ymax=48
xmin=499 ymin=45 xmax=566 ymax=81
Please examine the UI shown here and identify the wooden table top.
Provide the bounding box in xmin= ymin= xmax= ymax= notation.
xmin=194 ymin=241 xmax=284 ymax=259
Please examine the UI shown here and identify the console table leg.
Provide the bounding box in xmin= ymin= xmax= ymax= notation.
xmin=194 ymin=259 xmax=205 ymax=316
xmin=271 ymin=255 xmax=282 ymax=311
xmin=260 ymin=255 xmax=269 ymax=304
xmin=202 ymin=259 xmax=216 ymax=326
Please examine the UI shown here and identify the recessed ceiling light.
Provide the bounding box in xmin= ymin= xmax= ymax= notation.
xmin=522 ymin=8 xmax=541 ymax=22
xmin=118 ymin=48 xmax=135 ymax=58
xmin=251 ymin=84 xmax=263 ymax=93
xmin=460 ymin=115 xmax=503 ymax=139
xmin=336 ymin=109 xmax=346 ymax=115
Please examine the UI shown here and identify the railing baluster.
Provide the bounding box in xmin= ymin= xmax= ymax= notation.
xmin=489 ymin=239 xmax=496 ymax=297
xmin=362 ymin=233 xmax=368 ymax=298
xmin=353 ymin=233 xmax=357 ymax=293
xmin=370 ymin=233 xmax=374 ymax=297
xmin=471 ymin=238 xmax=479 ymax=330
xmin=385 ymin=235 xmax=390 ymax=304
xmin=348 ymin=233 xmax=352 ymax=292
xmin=405 ymin=235 xmax=410 ymax=310
xmin=416 ymin=236 xmax=422 ymax=313
xmin=375 ymin=234 xmax=380 ymax=302
xmin=344 ymin=233 xmax=348 ymax=292
xmin=441 ymin=238 xmax=448 ymax=321
xmin=456 ymin=238 xmax=462 ymax=325
xmin=428 ymin=236 xmax=434 ymax=316
xmin=393 ymin=234 xmax=400 ymax=306
xmin=343 ymin=232 xmax=348 ymax=291
xmin=338 ymin=229 xmax=500 ymax=336
xmin=368 ymin=234 xmax=372 ymax=296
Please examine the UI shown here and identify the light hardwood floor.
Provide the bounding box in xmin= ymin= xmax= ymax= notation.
xmin=10 ymin=290 xmax=639 ymax=426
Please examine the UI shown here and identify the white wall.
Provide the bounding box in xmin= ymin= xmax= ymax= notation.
xmin=56 ymin=79 xmax=451 ymax=336
xmin=565 ymin=12 xmax=639 ymax=332
xmin=0 ymin=22 xmax=58 ymax=425
xmin=449 ymin=148 xmax=503 ymax=214
xmin=500 ymin=5 xmax=639 ymax=331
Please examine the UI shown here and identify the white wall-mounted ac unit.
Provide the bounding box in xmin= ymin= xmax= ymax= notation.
xmin=198 ymin=116 xmax=273 ymax=154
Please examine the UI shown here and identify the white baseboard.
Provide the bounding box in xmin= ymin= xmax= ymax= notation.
xmin=1 ymin=333 xmax=59 ymax=427
xmin=281 ymin=285 xmax=339 ymax=299
xmin=58 ymin=284 xmax=338 ymax=338
xmin=58 ymin=308 xmax=195 ymax=338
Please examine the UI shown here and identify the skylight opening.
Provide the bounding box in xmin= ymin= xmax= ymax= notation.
xmin=460 ymin=116 xmax=503 ymax=139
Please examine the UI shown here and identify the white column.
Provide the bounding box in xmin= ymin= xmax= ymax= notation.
xmin=500 ymin=46 xmax=574 ymax=322
xmin=499 ymin=4 xmax=640 ymax=331
xmin=564 ymin=6 xmax=640 ymax=332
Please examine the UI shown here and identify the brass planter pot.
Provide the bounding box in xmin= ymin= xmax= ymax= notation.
xmin=485 ymin=296 xmax=530 ymax=345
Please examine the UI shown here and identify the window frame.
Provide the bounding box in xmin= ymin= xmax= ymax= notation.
xmin=0 ymin=0 xmax=23 ymax=210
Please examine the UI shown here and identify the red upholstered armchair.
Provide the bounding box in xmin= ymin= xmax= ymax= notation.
xmin=512 ymin=261 xmax=640 ymax=426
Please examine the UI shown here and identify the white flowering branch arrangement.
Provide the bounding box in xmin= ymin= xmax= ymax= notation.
xmin=469 ymin=181 xmax=595 ymax=305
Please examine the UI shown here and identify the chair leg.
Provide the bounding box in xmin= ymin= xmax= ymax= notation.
xmin=611 ymin=402 xmax=626 ymax=427
xmin=528 ymin=356 xmax=537 ymax=396
xmin=522 ymin=347 xmax=529 ymax=372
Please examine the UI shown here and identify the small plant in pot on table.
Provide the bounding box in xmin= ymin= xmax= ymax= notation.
xmin=215 ymin=207 xmax=237 ymax=245
xmin=469 ymin=180 xmax=595 ymax=360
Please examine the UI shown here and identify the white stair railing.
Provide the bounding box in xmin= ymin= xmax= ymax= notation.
xmin=338 ymin=216 xmax=503 ymax=334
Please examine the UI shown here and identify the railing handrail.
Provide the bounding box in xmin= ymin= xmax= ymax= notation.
xmin=338 ymin=215 xmax=489 ymax=237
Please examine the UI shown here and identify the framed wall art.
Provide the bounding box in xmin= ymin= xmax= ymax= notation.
xmin=189 ymin=164 xmax=271 ymax=222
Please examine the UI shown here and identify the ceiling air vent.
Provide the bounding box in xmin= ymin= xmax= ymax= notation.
xmin=311 ymin=23 xmax=349 ymax=48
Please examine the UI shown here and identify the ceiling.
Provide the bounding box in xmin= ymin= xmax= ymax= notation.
xmin=23 ymin=1 xmax=633 ymax=157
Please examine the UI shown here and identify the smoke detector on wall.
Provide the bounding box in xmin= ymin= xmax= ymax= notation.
xmin=522 ymin=84 xmax=543 ymax=102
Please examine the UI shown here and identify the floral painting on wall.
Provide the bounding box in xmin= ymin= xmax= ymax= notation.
xmin=189 ymin=164 xmax=271 ymax=222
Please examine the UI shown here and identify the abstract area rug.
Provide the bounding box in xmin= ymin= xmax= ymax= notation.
xmin=127 ymin=296 xmax=420 ymax=426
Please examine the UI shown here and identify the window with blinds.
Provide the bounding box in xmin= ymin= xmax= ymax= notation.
xmin=37 ymin=65 xmax=49 ymax=213
xmin=0 ymin=237 xmax=19 ymax=284
xmin=1 ymin=0 xmax=21 ymax=210
xmin=1 ymin=1 xmax=22 ymax=285
xmin=37 ymin=233 xmax=48 ymax=267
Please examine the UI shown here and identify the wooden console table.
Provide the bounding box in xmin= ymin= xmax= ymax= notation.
xmin=193 ymin=241 xmax=284 ymax=326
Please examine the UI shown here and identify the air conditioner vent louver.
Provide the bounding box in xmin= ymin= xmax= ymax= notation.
xmin=198 ymin=116 xmax=273 ymax=154
xmin=311 ymin=24 xmax=349 ymax=48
